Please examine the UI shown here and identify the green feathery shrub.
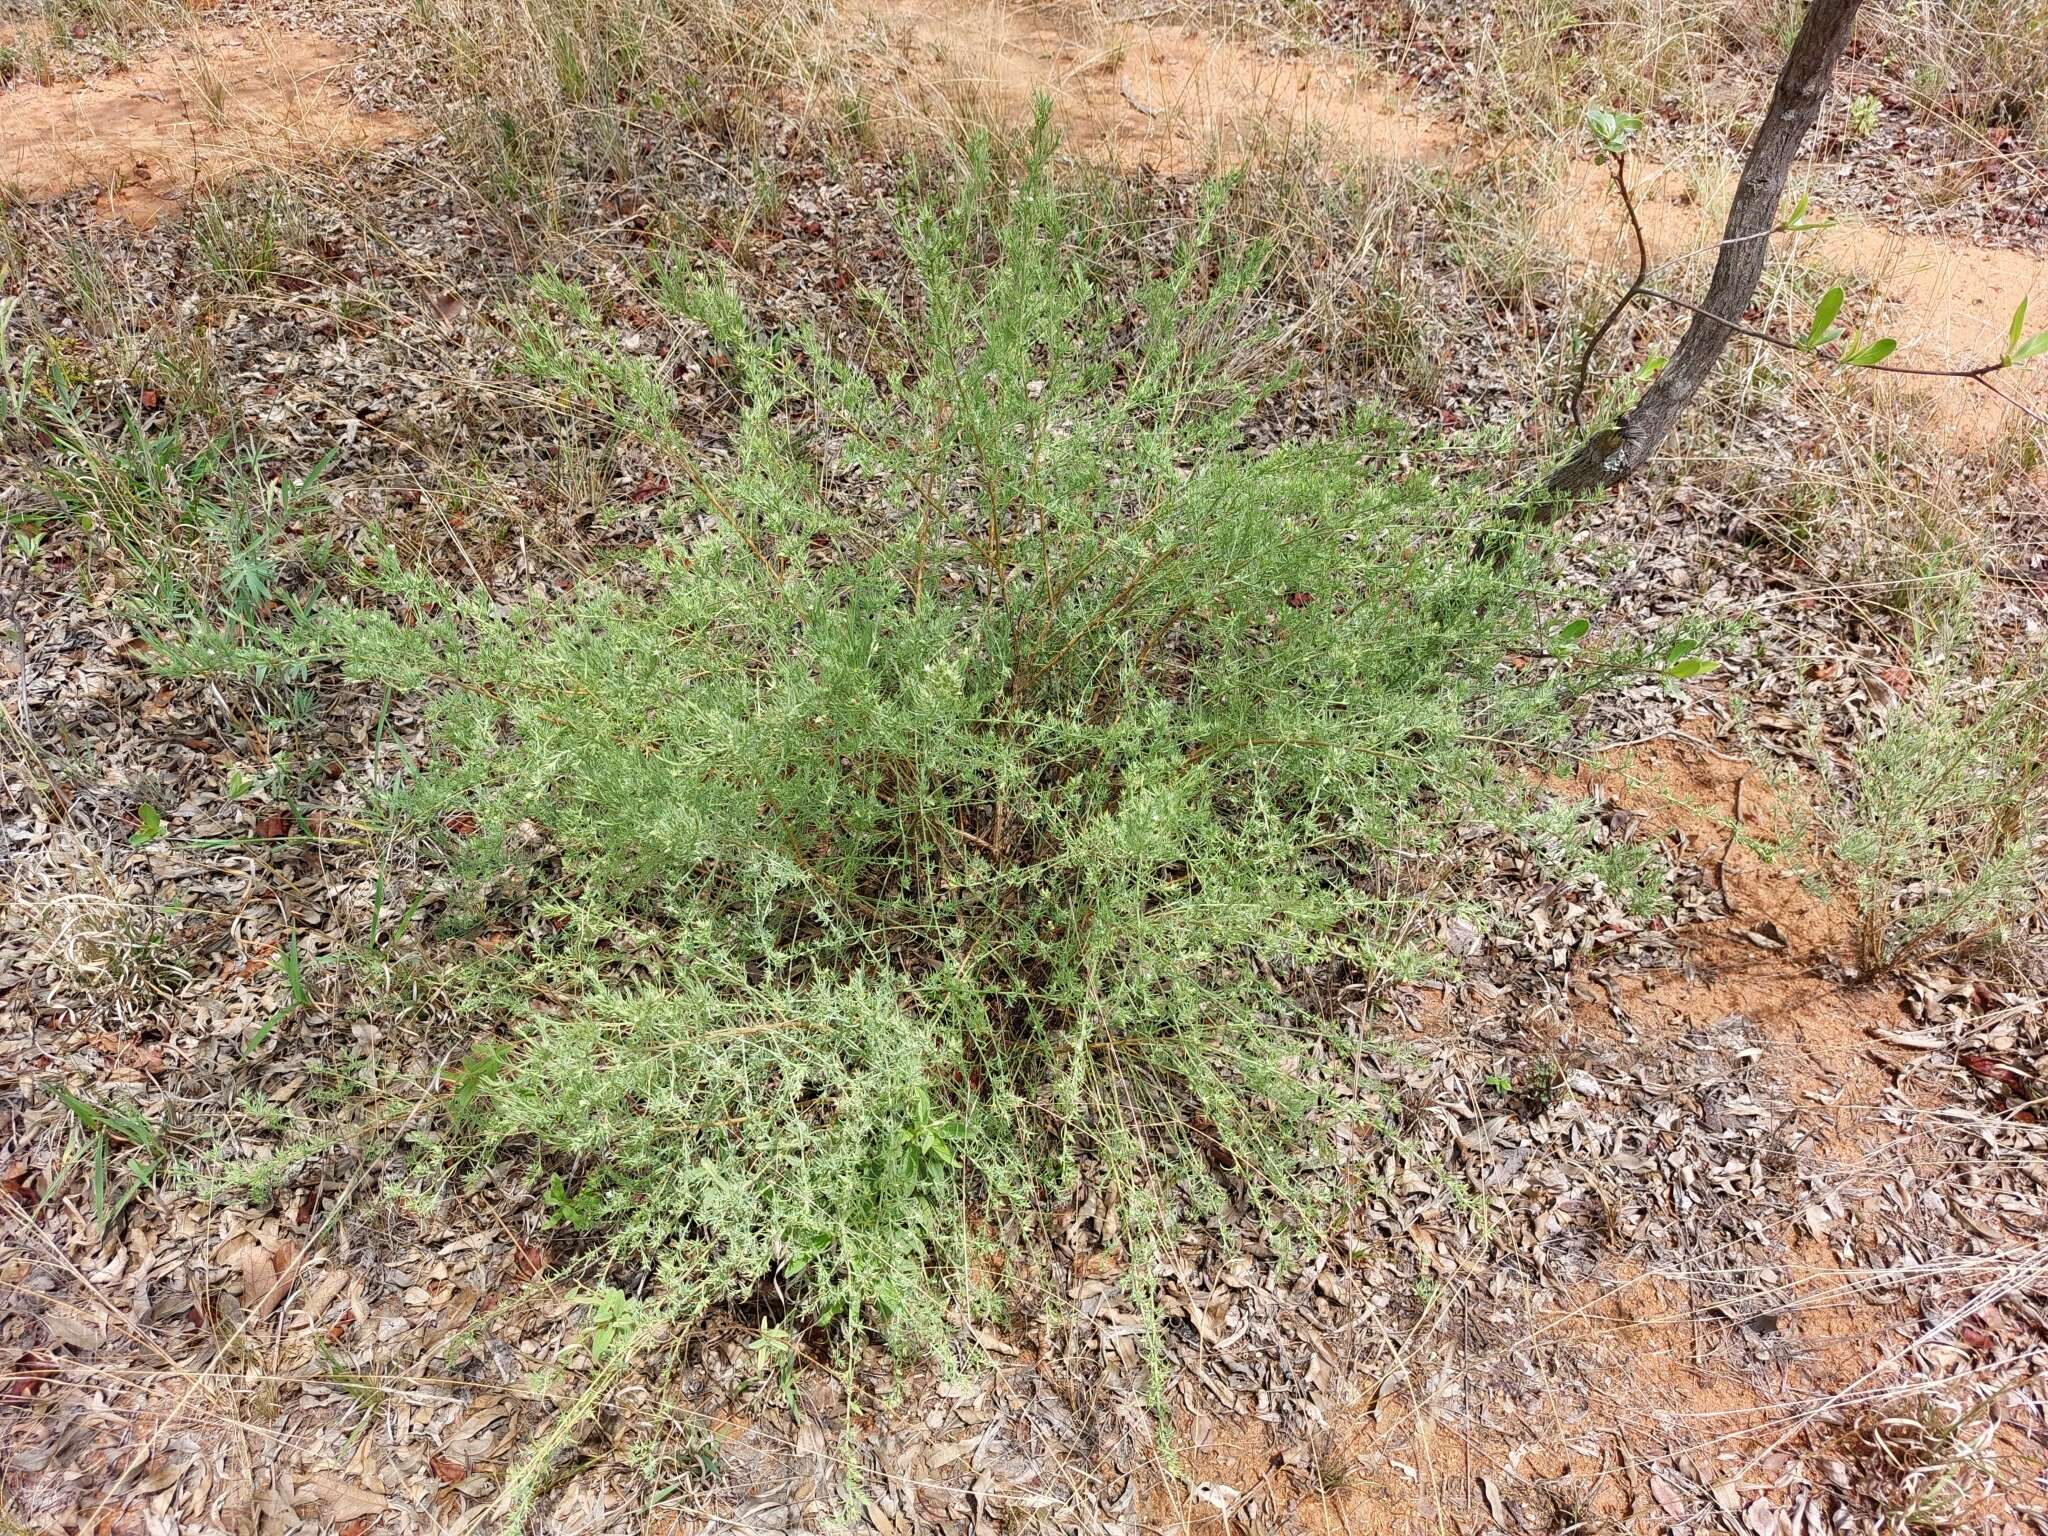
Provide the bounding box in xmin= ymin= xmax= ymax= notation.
xmin=306 ymin=120 xmax=1570 ymax=1353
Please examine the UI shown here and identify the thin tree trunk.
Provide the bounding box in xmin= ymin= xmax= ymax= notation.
xmin=1544 ymin=0 xmax=1866 ymax=498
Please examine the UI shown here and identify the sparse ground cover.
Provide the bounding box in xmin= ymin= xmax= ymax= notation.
xmin=3 ymin=2 xmax=2047 ymax=1534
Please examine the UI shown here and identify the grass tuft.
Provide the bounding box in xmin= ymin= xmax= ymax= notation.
xmin=1827 ymin=656 xmax=2048 ymax=974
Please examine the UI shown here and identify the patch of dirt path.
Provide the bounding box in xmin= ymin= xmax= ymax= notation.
xmin=861 ymin=0 xmax=1456 ymax=172
xmin=856 ymin=0 xmax=2047 ymax=447
xmin=1566 ymin=740 xmax=1888 ymax=1108
xmin=1154 ymin=737 xmax=2040 ymax=1534
xmin=0 ymin=23 xmax=417 ymax=225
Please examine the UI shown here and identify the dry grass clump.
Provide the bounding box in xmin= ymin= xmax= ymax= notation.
xmin=419 ymin=0 xmax=858 ymax=212
xmin=3 ymin=833 xmax=194 ymax=1022
xmin=1824 ymin=658 xmax=2048 ymax=976
xmin=1833 ymin=1388 xmax=2005 ymax=1532
xmin=1711 ymin=398 xmax=1988 ymax=646
xmin=1345 ymin=0 xmax=2047 ymax=140
xmin=0 ymin=0 xmax=183 ymax=83
xmin=1201 ymin=140 xmax=1446 ymax=402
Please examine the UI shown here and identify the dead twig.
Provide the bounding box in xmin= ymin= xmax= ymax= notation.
xmin=1719 ymin=772 xmax=1748 ymax=915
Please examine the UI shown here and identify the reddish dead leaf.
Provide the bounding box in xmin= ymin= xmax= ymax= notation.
xmin=1878 ymin=663 xmax=1913 ymax=693
xmin=445 ymin=810 xmax=479 ymax=837
xmin=430 ymin=1453 xmax=468 ymax=1486
xmin=1284 ymin=591 xmax=1314 ymax=609
xmin=337 ymin=1519 xmax=377 ymax=1536
xmin=1 ymin=1160 xmax=34 ymax=1202
xmin=253 ymin=809 xmax=293 ymax=840
xmin=511 ymin=1238 xmax=549 ymax=1280
xmin=627 ymin=474 xmax=671 ymax=504
xmin=1961 ymin=1053 xmax=2028 ymax=1091
xmin=3 ymin=1352 xmax=56 ymax=1400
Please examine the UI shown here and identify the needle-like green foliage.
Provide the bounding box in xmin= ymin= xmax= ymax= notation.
xmin=305 ymin=119 xmax=1568 ymax=1353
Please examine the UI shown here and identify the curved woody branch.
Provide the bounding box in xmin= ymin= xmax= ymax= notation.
xmin=1566 ymin=153 xmax=2046 ymax=434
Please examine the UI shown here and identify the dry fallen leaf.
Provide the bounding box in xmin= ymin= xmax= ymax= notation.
xmin=512 ymin=1238 xmax=549 ymax=1279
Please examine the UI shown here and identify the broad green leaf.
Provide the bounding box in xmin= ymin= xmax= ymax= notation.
xmin=1557 ymin=617 xmax=1591 ymax=644
xmin=2012 ymin=329 xmax=2048 ymax=366
xmin=1666 ymin=657 xmax=1717 ymax=680
xmin=129 ymin=803 xmax=164 ymax=847
xmin=1584 ymin=103 xmax=1643 ymax=155
xmin=1779 ymin=192 xmax=1833 ymax=232
xmin=1805 ymin=287 xmax=1845 ymax=351
xmin=2009 ymin=298 xmax=2029 ymax=359
xmin=1842 ymin=337 xmax=1897 ymax=367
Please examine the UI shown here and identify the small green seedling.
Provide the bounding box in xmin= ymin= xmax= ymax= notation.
xmin=1585 ymin=105 xmax=1644 ymax=158
xmin=128 ymin=804 xmax=165 ymax=847
xmin=1660 ymin=637 xmax=1717 ymax=682
xmin=583 ymin=1286 xmax=641 ymax=1363
xmin=53 ymin=1086 xmax=166 ymax=1226
xmin=2005 ymin=299 xmax=2048 ymax=367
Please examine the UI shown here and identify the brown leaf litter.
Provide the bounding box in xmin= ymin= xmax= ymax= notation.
xmin=1154 ymin=734 xmax=2047 ymax=1534
xmin=0 ymin=22 xmax=417 ymax=225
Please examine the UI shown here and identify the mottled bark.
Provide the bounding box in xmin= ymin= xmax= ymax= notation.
xmin=1544 ymin=0 xmax=1866 ymax=499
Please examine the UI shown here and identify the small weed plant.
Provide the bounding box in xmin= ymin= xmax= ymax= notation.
xmin=3 ymin=314 xmax=332 ymax=671
xmin=1829 ymin=659 xmax=2048 ymax=974
xmin=294 ymin=125 xmax=1574 ymax=1356
xmin=190 ymin=182 xmax=295 ymax=293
